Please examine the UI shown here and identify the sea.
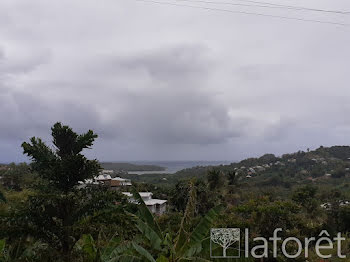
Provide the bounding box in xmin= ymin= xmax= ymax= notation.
xmin=127 ymin=160 xmax=233 ymax=175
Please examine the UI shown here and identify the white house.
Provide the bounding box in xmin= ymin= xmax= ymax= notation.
xmin=78 ymin=173 xmax=131 ymax=189
xmin=122 ymin=192 xmax=167 ymax=215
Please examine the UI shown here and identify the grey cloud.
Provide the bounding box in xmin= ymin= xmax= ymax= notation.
xmin=1 ymin=0 xmax=350 ymax=162
xmin=87 ymin=46 xmax=250 ymax=144
xmin=0 ymin=92 xmax=115 ymax=143
xmin=0 ymin=47 xmax=51 ymax=75
xmin=48 ymin=45 xmax=248 ymax=146
xmin=119 ymin=46 xmax=211 ymax=81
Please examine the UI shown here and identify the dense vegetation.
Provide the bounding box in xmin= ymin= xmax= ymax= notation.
xmin=2 ymin=123 xmax=350 ymax=261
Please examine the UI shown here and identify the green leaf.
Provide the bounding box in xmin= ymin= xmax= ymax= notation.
xmin=132 ymin=242 xmax=156 ymax=262
xmin=156 ymin=255 xmax=169 ymax=262
xmin=132 ymin=189 xmax=162 ymax=238
xmin=136 ymin=218 xmax=163 ymax=251
xmin=0 ymin=239 xmax=5 ymax=256
xmin=101 ymin=241 xmax=133 ymax=260
xmin=80 ymin=234 xmax=98 ymax=261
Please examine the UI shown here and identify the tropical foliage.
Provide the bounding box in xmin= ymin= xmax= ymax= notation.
xmin=2 ymin=123 xmax=350 ymax=261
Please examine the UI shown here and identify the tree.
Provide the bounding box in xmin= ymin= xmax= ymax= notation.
xmin=170 ymin=179 xmax=216 ymax=215
xmin=5 ymin=122 xmax=129 ymax=262
xmin=207 ymin=169 xmax=224 ymax=191
xmin=292 ymin=185 xmax=318 ymax=209
xmin=22 ymin=122 xmax=100 ymax=192
xmin=226 ymin=171 xmax=236 ymax=186
xmin=333 ymin=166 xmax=346 ymax=178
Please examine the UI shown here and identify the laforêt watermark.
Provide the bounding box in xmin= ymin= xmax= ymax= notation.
xmin=210 ymin=228 xmax=347 ymax=259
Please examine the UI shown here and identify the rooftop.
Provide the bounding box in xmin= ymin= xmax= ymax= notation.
xmin=144 ymin=199 xmax=167 ymax=206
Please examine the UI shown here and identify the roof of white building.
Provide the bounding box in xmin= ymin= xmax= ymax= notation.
xmin=96 ymin=174 xmax=112 ymax=180
xmin=122 ymin=192 xmax=153 ymax=198
xmin=78 ymin=179 xmax=99 ymax=185
xmin=144 ymin=199 xmax=167 ymax=205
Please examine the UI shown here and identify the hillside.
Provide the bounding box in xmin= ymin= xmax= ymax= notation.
xmin=119 ymin=145 xmax=350 ymax=186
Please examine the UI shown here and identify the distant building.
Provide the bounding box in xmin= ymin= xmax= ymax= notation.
xmin=340 ymin=200 xmax=350 ymax=207
xmin=320 ymin=203 xmax=331 ymax=209
xmin=249 ymin=168 xmax=255 ymax=173
xmin=300 ymin=170 xmax=309 ymax=175
xmin=101 ymin=169 xmax=114 ymax=174
xmin=96 ymin=174 xmax=112 ymax=182
xmin=122 ymin=192 xmax=167 ymax=215
xmin=78 ymin=172 xmax=131 ymax=189
xmin=0 ymin=165 xmax=8 ymax=171
xmin=110 ymin=177 xmax=132 ymax=189
xmin=255 ymin=166 xmax=265 ymax=171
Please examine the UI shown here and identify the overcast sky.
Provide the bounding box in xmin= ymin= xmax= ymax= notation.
xmin=1 ymin=0 xmax=350 ymax=163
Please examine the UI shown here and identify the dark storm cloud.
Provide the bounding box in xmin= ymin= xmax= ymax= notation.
xmin=0 ymin=0 xmax=350 ymax=161
xmin=0 ymin=92 xmax=105 ymax=141
xmin=70 ymin=45 xmax=252 ymax=144
xmin=1 ymin=44 xmax=246 ymax=146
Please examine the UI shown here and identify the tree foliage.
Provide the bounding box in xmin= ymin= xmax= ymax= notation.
xmin=1 ymin=123 xmax=134 ymax=262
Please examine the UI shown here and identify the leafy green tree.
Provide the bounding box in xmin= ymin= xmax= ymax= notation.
xmin=333 ymin=166 xmax=346 ymax=178
xmin=207 ymin=169 xmax=225 ymax=191
xmin=258 ymin=153 xmax=277 ymax=164
xmin=310 ymin=165 xmax=324 ymax=178
xmin=226 ymin=171 xmax=236 ymax=186
xmin=22 ymin=122 xmax=100 ymax=192
xmin=337 ymin=206 xmax=350 ymax=233
xmin=170 ymin=179 xmax=216 ymax=215
xmin=169 ymin=180 xmax=190 ymax=213
xmin=3 ymin=123 xmax=131 ymax=262
xmin=292 ymin=185 xmax=317 ymax=208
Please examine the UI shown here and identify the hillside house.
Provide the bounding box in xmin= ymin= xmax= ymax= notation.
xmin=122 ymin=192 xmax=167 ymax=215
xmin=110 ymin=177 xmax=132 ymax=189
